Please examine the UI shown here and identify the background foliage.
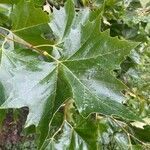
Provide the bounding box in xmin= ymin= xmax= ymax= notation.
xmin=0 ymin=0 xmax=150 ymax=149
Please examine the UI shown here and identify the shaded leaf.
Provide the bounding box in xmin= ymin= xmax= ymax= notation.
xmin=42 ymin=121 xmax=98 ymax=150
xmin=132 ymin=125 xmax=150 ymax=143
xmin=41 ymin=106 xmax=107 ymax=150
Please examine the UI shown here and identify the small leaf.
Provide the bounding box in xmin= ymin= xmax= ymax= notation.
xmin=42 ymin=122 xmax=97 ymax=150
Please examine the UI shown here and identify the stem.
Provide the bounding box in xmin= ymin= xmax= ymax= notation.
xmin=0 ymin=28 xmax=60 ymax=62
xmin=33 ymin=44 xmax=55 ymax=48
xmin=110 ymin=116 xmax=150 ymax=148
xmin=127 ymin=133 xmax=133 ymax=150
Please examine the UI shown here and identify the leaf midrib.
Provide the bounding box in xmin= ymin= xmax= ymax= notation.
xmin=1 ymin=28 xmax=130 ymax=117
xmin=62 ymin=64 xmax=123 ymax=115
xmin=63 ymin=49 xmax=121 ymax=62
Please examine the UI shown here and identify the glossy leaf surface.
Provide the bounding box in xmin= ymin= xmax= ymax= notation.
xmin=0 ymin=0 xmax=140 ymax=147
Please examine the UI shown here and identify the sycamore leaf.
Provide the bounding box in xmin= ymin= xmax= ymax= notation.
xmin=11 ymin=0 xmax=49 ymax=30
xmin=41 ymin=108 xmax=107 ymax=150
xmin=0 ymin=0 xmax=140 ymax=147
xmin=42 ymin=121 xmax=99 ymax=150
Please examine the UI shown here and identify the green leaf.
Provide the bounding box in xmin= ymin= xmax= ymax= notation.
xmin=34 ymin=0 xmax=46 ymax=6
xmin=0 ymin=82 xmax=5 ymax=105
xmin=0 ymin=0 xmax=20 ymax=4
xmin=132 ymin=125 xmax=150 ymax=143
xmin=0 ymin=4 xmax=11 ymax=28
xmin=42 ymin=121 xmax=99 ymax=150
xmin=50 ymin=0 xmax=75 ymax=40
xmin=11 ymin=0 xmax=49 ymax=30
xmin=41 ymin=107 xmax=107 ymax=150
xmin=0 ymin=109 xmax=6 ymax=128
xmin=0 ymin=0 xmax=140 ymax=147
